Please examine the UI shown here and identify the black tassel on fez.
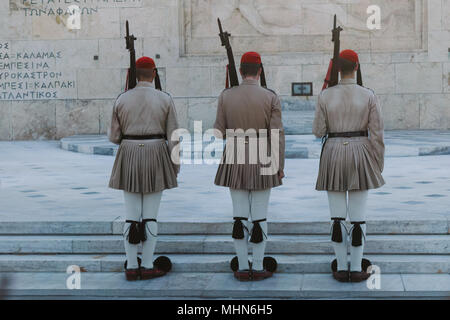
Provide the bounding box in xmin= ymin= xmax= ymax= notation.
xmin=155 ymin=68 xmax=162 ymax=91
xmin=351 ymin=222 xmax=365 ymax=247
xmin=250 ymin=219 xmax=267 ymax=244
xmin=331 ymin=218 xmax=344 ymax=243
xmin=357 ymin=63 xmax=363 ymax=86
xmin=232 ymin=218 xmax=247 ymax=240
xmin=126 ymin=220 xmax=141 ymax=245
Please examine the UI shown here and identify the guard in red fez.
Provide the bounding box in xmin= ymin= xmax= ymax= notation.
xmin=225 ymin=52 xmax=267 ymax=88
xmin=126 ymin=57 xmax=162 ymax=91
xmin=313 ymin=49 xmax=385 ymax=283
xmin=339 ymin=49 xmax=363 ymax=86
xmin=109 ymin=56 xmax=179 ymax=281
xmin=214 ymin=51 xmax=285 ymax=282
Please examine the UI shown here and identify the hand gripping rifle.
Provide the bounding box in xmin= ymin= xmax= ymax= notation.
xmin=322 ymin=15 xmax=343 ymax=90
xmin=218 ymin=18 xmax=239 ymax=88
xmin=125 ymin=21 xmax=137 ymax=91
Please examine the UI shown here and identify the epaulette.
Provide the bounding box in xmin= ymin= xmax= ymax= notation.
xmin=115 ymin=91 xmax=126 ymax=101
xmin=161 ymin=90 xmax=172 ymax=97
xmin=363 ymin=86 xmax=375 ymax=94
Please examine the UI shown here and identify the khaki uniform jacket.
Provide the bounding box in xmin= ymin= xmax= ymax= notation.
xmin=313 ymin=78 xmax=385 ymax=191
xmin=108 ymin=81 xmax=179 ymax=193
xmin=214 ymin=79 xmax=285 ymax=190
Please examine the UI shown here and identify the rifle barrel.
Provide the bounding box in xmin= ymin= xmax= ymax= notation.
xmin=218 ymin=18 xmax=223 ymax=35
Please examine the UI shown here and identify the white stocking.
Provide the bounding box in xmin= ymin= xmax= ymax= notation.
xmin=249 ymin=189 xmax=271 ymax=271
xmin=123 ymin=191 xmax=142 ymax=269
xmin=348 ymin=191 xmax=368 ymax=272
xmin=230 ymin=189 xmax=250 ymax=271
xmin=327 ymin=191 xmax=348 ymax=271
xmin=141 ymin=192 xmax=163 ymax=269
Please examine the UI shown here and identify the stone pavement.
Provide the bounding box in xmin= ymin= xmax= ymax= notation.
xmin=60 ymin=130 xmax=450 ymax=159
xmin=0 ymin=141 xmax=449 ymax=299
xmin=0 ymin=140 xmax=449 ymax=223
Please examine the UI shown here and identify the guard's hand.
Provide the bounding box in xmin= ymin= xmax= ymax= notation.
xmin=278 ymin=170 xmax=285 ymax=180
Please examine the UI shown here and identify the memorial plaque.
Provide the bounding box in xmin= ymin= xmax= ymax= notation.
xmin=0 ymin=41 xmax=77 ymax=100
xmin=181 ymin=0 xmax=426 ymax=55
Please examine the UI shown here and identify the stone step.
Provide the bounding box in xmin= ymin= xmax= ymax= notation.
xmin=0 ymin=219 xmax=447 ymax=235
xmin=0 ymin=235 xmax=449 ymax=255
xmin=0 ymin=254 xmax=448 ymax=274
xmin=1 ymin=272 xmax=449 ymax=299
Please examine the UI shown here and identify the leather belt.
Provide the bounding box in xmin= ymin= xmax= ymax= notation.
xmin=320 ymin=131 xmax=368 ymax=161
xmin=122 ymin=135 xmax=166 ymax=140
xmin=328 ymin=131 xmax=368 ymax=138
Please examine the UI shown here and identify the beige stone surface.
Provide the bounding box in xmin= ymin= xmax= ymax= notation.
xmin=11 ymin=100 xmax=56 ymax=140
xmin=362 ymin=63 xmax=396 ymax=94
xmin=173 ymin=98 xmax=189 ymax=130
xmin=120 ymin=6 xmax=171 ymax=38
xmin=420 ymin=94 xmax=450 ymax=129
xmin=184 ymin=0 xmax=425 ymax=54
xmin=210 ymin=66 xmax=230 ymax=97
xmin=99 ymin=100 xmax=115 ymax=135
xmin=302 ymin=64 xmax=328 ymax=97
xmin=142 ymin=37 xmax=174 ymax=67
xmin=0 ymin=101 xmax=12 ymax=140
xmin=395 ymin=63 xmax=443 ymax=94
xmin=443 ymin=0 xmax=450 ymax=30
xmin=55 ymin=99 xmax=101 ymax=139
xmin=268 ymin=65 xmax=303 ymax=96
xmin=30 ymin=8 xmax=120 ymax=40
xmin=444 ymin=63 xmax=450 ymax=93
xmin=428 ymin=0 xmax=443 ymax=31
xmin=0 ymin=11 xmax=32 ymax=40
xmin=378 ymin=94 xmax=420 ymax=130
xmin=77 ymin=68 xmax=122 ymax=100
xmin=187 ymin=98 xmax=218 ymax=132
xmin=427 ymin=31 xmax=450 ymax=62
xmin=166 ymin=67 xmax=211 ymax=97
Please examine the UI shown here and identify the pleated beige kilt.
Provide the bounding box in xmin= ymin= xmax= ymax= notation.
xmin=215 ymin=143 xmax=282 ymax=191
xmin=316 ymin=137 xmax=385 ymax=192
xmin=109 ymin=139 xmax=178 ymax=193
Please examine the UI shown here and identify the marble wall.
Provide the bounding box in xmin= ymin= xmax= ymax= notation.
xmin=0 ymin=0 xmax=449 ymax=140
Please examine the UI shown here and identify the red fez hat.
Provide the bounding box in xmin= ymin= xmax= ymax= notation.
xmin=339 ymin=50 xmax=359 ymax=64
xmin=241 ymin=52 xmax=262 ymax=65
xmin=136 ymin=56 xmax=156 ymax=69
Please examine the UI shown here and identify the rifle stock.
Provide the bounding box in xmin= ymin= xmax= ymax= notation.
xmin=125 ymin=21 xmax=137 ymax=91
xmin=322 ymin=15 xmax=343 ymax=90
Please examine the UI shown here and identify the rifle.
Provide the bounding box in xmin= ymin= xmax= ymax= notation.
xmin=260 ymin=64 xmax=267 ymax=88
xmin=322 ymin=15 xmax=343 ymax=90
xmin=125 ymin=20 xmax=137 ymax=91
xmin=218 ymin=18 xmax=239 ymax=88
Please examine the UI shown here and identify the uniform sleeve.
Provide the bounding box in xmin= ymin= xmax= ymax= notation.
xmin=108 ymin=98 xmax=122 ymax=145
xmin=213 ymin=92 xmax=226 ymax=139
xmin=166 ymin=97 xmax=180 ymax=174
xmin=270 ymin=94 xmax=285 ymax=171
xmin=312 ymin=92 xmax=327 ymax=138
xmin=368 ymin=93 xmax=385 ymax=172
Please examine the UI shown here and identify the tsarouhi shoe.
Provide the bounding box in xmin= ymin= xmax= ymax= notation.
xmin=234 ymin=270 xmax=252 ymax=282
xmin=333 ymin=271 xmax=350 ymax=282
xmin=251 ymin=270 xmax=273 ymax=281
xmin=350 ymin=271 xmax=371 ymax=283
xmin=124 ymin=258 xmax=141 ymax=281
xmin=140 ymin=267 xmax=167 ymax=280
xmin=331 ymin=259 xmax=350 ymax=283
